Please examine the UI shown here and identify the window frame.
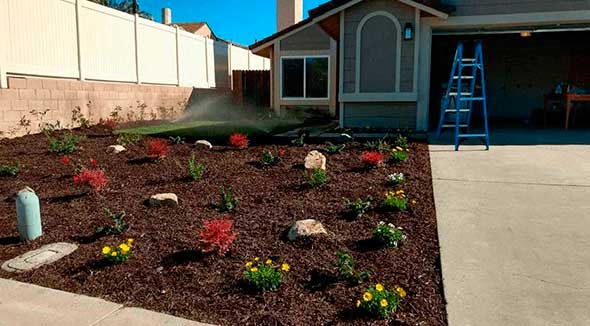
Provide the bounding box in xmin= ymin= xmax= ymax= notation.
xmin=280 ymin=55 xmax=331 ymax=101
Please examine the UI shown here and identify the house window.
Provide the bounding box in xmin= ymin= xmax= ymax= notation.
xmin=281 ymin=56 xmax=329 ymax=99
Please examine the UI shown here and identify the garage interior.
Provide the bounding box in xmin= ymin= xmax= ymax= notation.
xmin=429 ymin=29 xmax=590 ymax=131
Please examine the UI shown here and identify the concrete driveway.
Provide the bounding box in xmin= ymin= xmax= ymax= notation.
xmin=430 ymin=131 xmax=590 ymax=326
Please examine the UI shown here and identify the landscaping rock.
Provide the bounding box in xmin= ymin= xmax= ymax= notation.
xmin=107 ymin=145 xmax=126 ymax=154
xmin=1 ymin=242 xmax=78 ymax=273
xmin=304 ymin=150 xmax=327 ymax=170
xmin=195 ymin=140 xmax=213 ymax=149
xmin=287 ymin=219 xmax=327 ymax=241
xmin=149 ymin=193 xmax=178 ymax=207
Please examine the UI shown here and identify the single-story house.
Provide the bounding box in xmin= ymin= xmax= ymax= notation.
xmin=250 ymin=0 xmax=590 ymax=131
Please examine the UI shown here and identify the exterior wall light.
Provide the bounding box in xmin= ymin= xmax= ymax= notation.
xmin=520 ymin=31 xmax=532 ymax=38
xmin=404 ymin=23 xmax=413 ymax=41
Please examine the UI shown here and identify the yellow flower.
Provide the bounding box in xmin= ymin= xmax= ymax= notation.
xmin=375 ymin=283 xmax=384 ymax=292
xmin=250 ymin=267 xmax=258 ymax=272
xmin=411 ymin=199 xmax=417 ymax=205
xmin=254 ymin=257 xmax=260 ymax=262
xmin=245 ymin=261 xmax=253 ymax=267
xmin=396 ymin=287 xmax=407 ymax=298
xmin=396 ymin=146 xmax=403 ymax=151
xmin=281 ymin=263 xmax=290 ymax=272
xmin=102 ymin=246 xmax=111 ymax=255
xmin=111 ymin=251 xmax=117 ymax=257
xmin=363 ymin=292 xmax=373 ymax=301
xmin=119 ymin=244 xmax=130 ymax=252
xmin=127 ymin=238 xmax=134 ymax=246
xmin=391 ymin=148 xmax=398 ymax=152
xmin=380 ymin=299 xmax=388 ymax=307
xmin=265 ymin=259 xmax=273 ymax=265
xmin=356 ymin=300 xmax=361 ymax=307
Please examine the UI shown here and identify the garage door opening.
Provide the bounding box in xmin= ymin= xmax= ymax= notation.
xmin=429 ymin=31 xmax=590 ymax=131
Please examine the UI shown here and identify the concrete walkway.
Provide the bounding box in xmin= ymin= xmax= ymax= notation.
xmin=0 ymin=278 xmax=211 ymax=326
xmin=431 ymin=139 xmax=590 ymax=326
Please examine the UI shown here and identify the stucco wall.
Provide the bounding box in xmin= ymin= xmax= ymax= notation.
xmin=343 ymin=0 xmax=416 ymax=94
xmin=343 ymin=102 xmax=417 ymax=128
xmin=443 ymin=0 xmax=590 ymax=16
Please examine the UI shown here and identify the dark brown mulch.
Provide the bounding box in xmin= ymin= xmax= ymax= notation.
xmin=0 ymin=126 xmax=447 ymax=326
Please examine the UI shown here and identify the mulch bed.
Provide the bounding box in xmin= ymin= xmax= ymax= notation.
xmin=0 ymin=126 xmax=447 ymax=325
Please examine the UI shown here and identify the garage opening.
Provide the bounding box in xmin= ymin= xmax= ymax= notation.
xmin=429 ymin=30 xmax=590 ymax=131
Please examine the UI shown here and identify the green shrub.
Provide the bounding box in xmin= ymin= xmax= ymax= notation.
xmin=365 ymin=138 xmax=390 ymax=152
xmin=335 ymin=251 xmax=370 ymax=285
xmin=356 ymin=283 xmax=406 ymax=319
xmin=48 ymin=133 xmax=81 ymax=154
xmin=260 ymin=150 xmax=281 ymax=167
xmin=394 ymin=133 xmax=409 ymax=150
xmin=96 ymin=209 xmax=128 ymax=236
xmin=382 ymin=190 xmax=408 ymax=212
xmin=102 ymin=238 xmax=134 ymax=264
xmin=169 ymin=136 xmax=185 ymax=144
xmin=243 ymin=258 xmax=290 ymax=292
xmin=0 ymin=163 xmax=20 ymax=177
xmin=389 ymin=148 xmax=408 ymax=163
xmin=305 ymin=168 xmax=327 ymax=187
xmin=387 ymin=173 xmax=405 ymax=186
xmin=291 ymin=134 xmax=305 ymax=147
xmin=372 ymin=222 xmax=406 ymax=248
xmin=117 ymin=133 xmax=143 ymax=146
xmin=218 ymin=186 xmax=238 ymax=212
xmin=187 ymin=154 xmax=205 ymax=181
xmin=324 ymin=141 xmax=346 ymax=154
xmin=343 ymin=196 xmax=372 ymax=219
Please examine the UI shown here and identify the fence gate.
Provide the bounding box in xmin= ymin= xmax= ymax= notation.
xmin=232 ymin=70 xmax=270 ymax=108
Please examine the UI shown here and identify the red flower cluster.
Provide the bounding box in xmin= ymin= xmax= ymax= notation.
xmin=361 ymin=151 xmax=385 ymax=167
xmin=147 ymin=139 xmax=169 ymax=160
xmin=229 ymin=133 xmax=249 ymax=149
xmin=90 ymin=159 xmax=98 ymax=167
xmin=61 ymin=155 xmax=70 ymax=165
xmin=100 ymin=118 xmax=118 ymax=129
xmin=199 ymin=218 xmax=238 ymax=256
xmin=73 ymin=168 xmax=108 ymax=193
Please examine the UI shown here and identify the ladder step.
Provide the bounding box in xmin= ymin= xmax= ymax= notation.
xmin=462 ymin=58 xmax=476 ymax=62
xmin=460 ymin=97 xmax=485 ymax=101
xmin=445 ymin=109 xmax=470 ymax=113
xmin=453 ymin=76 xmax=474 ymax=79
xmin=462 ymin=64 xmax=480 ymax=67
xmin=449 ymin=92 xmax=472 ymax=96
xmin=442 ymin=124 xmax=469 ymax=128
xmin=458 ymin=134 xmax=487 ymax=138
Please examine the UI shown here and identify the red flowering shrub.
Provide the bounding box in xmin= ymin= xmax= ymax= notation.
xmin=90 ymin=159 xmax=98 ymax=167
xmin=229 ymin=133 xmax=249 ymax=149
xmin=61 ymin=155 xmax=70 ymax=165
xmin=278 ymin=149 xmax=287 ymax=158
xmin=100 ymin=118 xmax=118 ymax=129
xmin=73 ymin=168 xmax=108 ymax=193
xmin=361 ymin=151 xmax=385 ymax=167
xmin=147 ymin=139 xmax=169 ymax=160
xmin=199 ymin=218 xmax=237 ymax=256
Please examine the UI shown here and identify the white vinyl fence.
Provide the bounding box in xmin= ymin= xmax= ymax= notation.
xmin=0 ymin=0 xmax=269 ymax=89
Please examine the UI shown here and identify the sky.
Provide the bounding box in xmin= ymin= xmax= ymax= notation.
xmin=139 ymin=0 xmax=328 ymax=46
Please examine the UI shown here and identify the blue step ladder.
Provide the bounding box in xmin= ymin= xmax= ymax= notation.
xmin=436 ymin=41 xmax=490 ymax=151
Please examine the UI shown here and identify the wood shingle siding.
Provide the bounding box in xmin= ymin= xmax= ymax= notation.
xmin=343 ymin=102 xmax=417 ymax=128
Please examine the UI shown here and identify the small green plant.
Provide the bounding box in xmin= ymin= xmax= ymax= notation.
xmin=372 ymin=222 xmax=406 ymax=248
xmin=260 ymin=150 xmax=281 ymax=167
xmin=0 ymin=163 xmax=20 ymax=177
xmin=72 ymin=106 xmax=91 ymax=128
xmin=389 ymin=147 xmax=408 ymax=163
xmin=335 ymin=251 xmax=370 ymax=285
xmin=394 ymin=133 xmax=409 ymax=150
xmin=187 ymin=154 xmax=205 ymax=181
xmin=291 ymin=133 xmax=306 ymax=147
xmin=365 ymin=138 xmax=390 ymax=152
xmin=48 ymin=133 xmax=81 ymax=154
xmin=387 ymin=173 xmax=405 ymax=186
xmin=305 ymin=168 xmax=327 ymax=187
xmin=324 ymin=141 xmax=346 ymax=154
xmin=356 ymin=283 xmax=406 ymax=319
xmin=117 ymin=133 xmax=143 ymax=146
xmin=382 ymin=190 xmax=408 ymax=212
xmin=169 ymin=136 xmax=185 ymax=144
xmin=102 ymin=238 xmax=134 ymax=264
xmin=218 ymin=186 xmax=238 ymax=212
xmin=243 ymin=258 xmax=290 ymax=292
xmin=96 ymin=209 xmax=129 ymax=236
xmin=343 ymin=196 xmax=372 ymax=219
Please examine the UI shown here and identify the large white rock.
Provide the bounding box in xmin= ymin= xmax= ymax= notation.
xmin=194 ymin=140 xmax=213 ymax=149
xmin=149 ymin=193 xmax=178 ymax=207
xmin=287 ymin=219 xmax=327 ymax=241
xmin=304 ymin=150 xmax=327 ymax=170
xmin=107 ymin=145 xmax=126 ymax=154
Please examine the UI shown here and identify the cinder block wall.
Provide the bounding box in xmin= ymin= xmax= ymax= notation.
xmin=0 ymin=77 xmax=193 ymax=138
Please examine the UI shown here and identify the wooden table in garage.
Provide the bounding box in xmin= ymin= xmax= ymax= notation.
xmin=544 ymin=93 xmax=590 ymax=130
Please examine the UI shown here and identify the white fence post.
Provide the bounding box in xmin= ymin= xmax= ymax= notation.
xmin=0 ymin=67 xmax=7 ymax=89
xmin=175 ymin=26 xmax=181 ymax=86
xmin=228 ymin=44 xmax=233 ymax=89
xmin=75 ymin=0 xmax=84 ymax=81
xmin=134 ymin=13 xmax=141 ymax=84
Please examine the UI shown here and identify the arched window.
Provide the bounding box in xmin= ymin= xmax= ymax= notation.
xmin=356 ymin=11 xmax=401 ymax=93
